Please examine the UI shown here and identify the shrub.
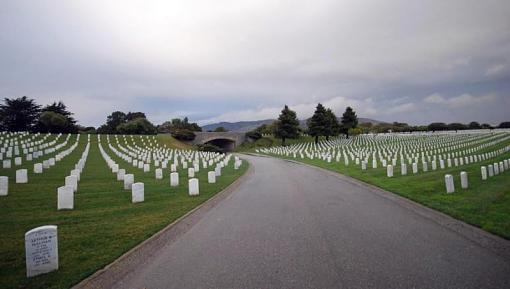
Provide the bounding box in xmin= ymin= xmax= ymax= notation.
xmin=117 ymin=118 xmax=157 ymax=135
xmin=171 ymin=129 xmax=196 ymax=141
xmin=246 ymin=130 xmax=262 ymax=140
xmin=196 ymin=143 xmax=223 ymax=153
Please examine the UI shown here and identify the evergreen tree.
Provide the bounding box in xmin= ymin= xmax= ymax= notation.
xmin=0 ymin=96 xmax=41 ymax=131
xmin=340 ymin=106 xmax=358 ymax=138
xmin=308 ymin=103 xmax=328 ymax=144
xmin=324 ymin=108 xmax=340 ymax=140
xmin=41 ymin=101 xmax=77 ymax=132
xmin=274 ymin=105 xmax=299 ymax=146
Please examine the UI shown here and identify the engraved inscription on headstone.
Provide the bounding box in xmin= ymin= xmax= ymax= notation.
xmin=25 ymin=225 xmax=58 ymax=277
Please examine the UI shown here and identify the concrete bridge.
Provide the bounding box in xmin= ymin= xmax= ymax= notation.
xmin=191 ymin=132 xmax=246 ymax=151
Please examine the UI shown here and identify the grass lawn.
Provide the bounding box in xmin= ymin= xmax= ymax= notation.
xmin=0 ymin=134 xmax=247 ymax=289
xmin=262 ymin=135 xmax=510 ymax=239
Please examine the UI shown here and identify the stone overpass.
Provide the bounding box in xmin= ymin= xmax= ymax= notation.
xmin=191 ymin=132 xmax=246 ymax=151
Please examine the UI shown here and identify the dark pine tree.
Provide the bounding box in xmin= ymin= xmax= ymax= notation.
xmin=340 ymin=106 xmax=358 ymax=138
xmin=308 ymin=103 xmax=328 ymax=144
xmin=0 ymin=96 xmax=41 ymax=132
xmin=274 ymin=105 xmax=299 ymax=146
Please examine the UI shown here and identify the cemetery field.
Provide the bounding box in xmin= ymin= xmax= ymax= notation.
xmin=259 ymin=131 xmax=510 ymax=239
xmin=0 ymin=133 xmax=247 ymax=289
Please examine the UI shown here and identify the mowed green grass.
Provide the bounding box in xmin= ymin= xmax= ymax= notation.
xmin=0 ymin=134 xmax=247 ymax=289
xmin=266 ymin=136 xmax=510 ymax=239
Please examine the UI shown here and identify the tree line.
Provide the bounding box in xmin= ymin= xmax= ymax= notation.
xmin=0 ymin=96 xmax=78 ymax=133
xmin=252 ymin=104 xmax=359 ymax=145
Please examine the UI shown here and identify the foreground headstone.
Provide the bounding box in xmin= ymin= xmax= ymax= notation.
xmin=25 ymin=225 xmax=58 ymax=277
xmin=57 ymin=186 xmax=74 ymax=210
xmin=170 ymin=172 xmax=179 ymax=187
xmin=124 ymin=174 xmax=134 ymax=190
xmin=208 ymin=171 xmax=216 ymax=183
xmin=401 ymin=163 xmax=407 ymax=175
xmin=16 ymin=169 xmax=28 ymax=184
xmin=445 ymin=174 xmax=455 ymax=193
xmin=188 ymin=178 xmax=199 ymax=196
xmin=460 ymin=171 xmax=468 ymax=189
xmin=188 ymin=168 xmax=195 ymax=178
xmin=0 ymin=176 xmax=7 ymax=196
xmin=131 ymin=182 xmax=144 ymax=203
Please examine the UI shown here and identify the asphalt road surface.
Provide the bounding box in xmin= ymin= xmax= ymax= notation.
xmin=112 ymin=155 xmax=510 ymax=289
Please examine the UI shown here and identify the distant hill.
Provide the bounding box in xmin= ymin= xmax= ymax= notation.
xmin=202 ymin=117 xmax=387 ymax=132
xmin=201 ymin=119 xmax=275 ymax=132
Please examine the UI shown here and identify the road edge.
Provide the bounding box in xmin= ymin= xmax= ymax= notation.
xmin=72 ymin=159 xmax=254 ymax=289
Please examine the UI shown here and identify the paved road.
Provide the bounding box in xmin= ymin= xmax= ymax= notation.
xmin=112 ymin=155 xmax=510 ymax=289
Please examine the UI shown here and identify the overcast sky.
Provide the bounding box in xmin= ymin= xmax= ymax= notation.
xmin=1 ymin=0 xmax=509 ymax=126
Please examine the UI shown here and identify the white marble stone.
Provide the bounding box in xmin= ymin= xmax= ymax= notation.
xmin=386 ymin=165 xmax=393 ymax=177
xmin=170 ymin=172 xmax=179 ymax=187
xmin=16 ymin=169 xmax=28 ymax=183
xmin=124 ymin=174 xmax=134 ymax=190
xmin=445 ymin=174 xmax=455 ymax=193
xmin=215 ymin=166 xmax=222 ymax=177
xmin=494 ymin=162 xmax=499 ymax=175
xmin=488 ymin=164 xmax=494 ymax=177
xmin=57 ymin=186 xmax=74 ymax=210
xmin=14 ymin=157 xmax=22 ymax=166
xmin=460 ymin=171 xmax=468 ymax=189
xmin=117 ymin=169 xmax=125 ymax=181
xmin=34 ymin=163 xmax=43 ymax=174
xmin=412 ymin=163 xmax=418 ymax=174
xmin=401 ymin=163 xmax=407 ymax=175
xmin=111 ymin=164 xmax=119 ymax=173
xmin=25 ymin=225 xmax=58 ymax=277
xmin=481 ymin=166 xmax=487 ymax=181
xmin=65 ymin=175 xmax=78 ymax=192
xmin=208 ymin=171 xmax=216 ymax=183
xmin=143 ymin=164 xmax=150 ymax=172
xmin=155 ymin=168 xmax=163 ymax=179
xmin=70 ymin=169 xmax=80 ymax=181
xmin=188 ymin=178 xmax=199 ymax=196
xmin=131 ymin=182 xmax=144 ymax=203
xmin=3 ymin=159 xmax=11 ymax=169
xmin=188 ymin=168 xmax=195 ymax=178
xmin=0 ymin=176 xmax=8 ymax=196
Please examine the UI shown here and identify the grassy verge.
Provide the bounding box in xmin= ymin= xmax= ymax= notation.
xmin=0 ymin=135 xmax=247 ymax=289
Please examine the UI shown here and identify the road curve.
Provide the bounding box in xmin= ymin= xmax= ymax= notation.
xmin=111 ymin=154 xmax=510 ymax=289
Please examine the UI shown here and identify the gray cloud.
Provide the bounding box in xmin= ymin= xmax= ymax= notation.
xmin=1 ymin=0 xmax=509 ymax=126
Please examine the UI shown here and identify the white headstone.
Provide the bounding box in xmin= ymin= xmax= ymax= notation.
xmin=124 ymin=174 xmax=134 ymax=190
xmin=386 ymin=165 xmax=393 ymax=178
xmin=3 ymin=159 xmax=11 ymax=169
xmin=111 ymin=164 xmax=119 ymax=173
xmin=25 ymin=225 xmax=58 ymax=277
xmin=170 ymin=172 xmax=179 ymax=187
xmin=412 ymin=163 xmax=418 ymax=174
xmin=34 ymin=163 xmax=43 ymax=174
xmin=445 ymin=174 xmax=455 ymax=193
xmin=215 ymin=166 xmax=221 ymax=177
xmin=401 ymin=163 xmax=407 ymax=175
xmin=488 ymin=164 xmax=494 ymax=177
xmin=481 ymin=166 xmax=487 ymax=180
xmin=131 ymin=182 xmax=144 ymax=203
xmin=117 ymin=169 xmax=126 ymax=181
xmin=15 ymin=156 xmax=22 ymax=166
xmin=460 ymin=171 xmax=468 ymax=189
xmin=57 ymin=186 xmax=74 ymax=210
xmin=143 ymin=164 xmax=150 ymax=172
xmin=188 ymin=178 xmax=199 ymax=196
xmin=65 ymin=175 xmax=78 ymax=192
xmin=16 ymin=169 xmax=28 ymax=183
xmin=0 ymin=176 xmax=8 ymax=196
xmin=155 ymin=168 xmax=163 ymax=179
xmin=208 ymin=171 xmax=216 ymax=183
xmin=188 ymin=168 xmax=195 ymax=178
xmin=494 ymin=163 xmax=500 ymax=175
